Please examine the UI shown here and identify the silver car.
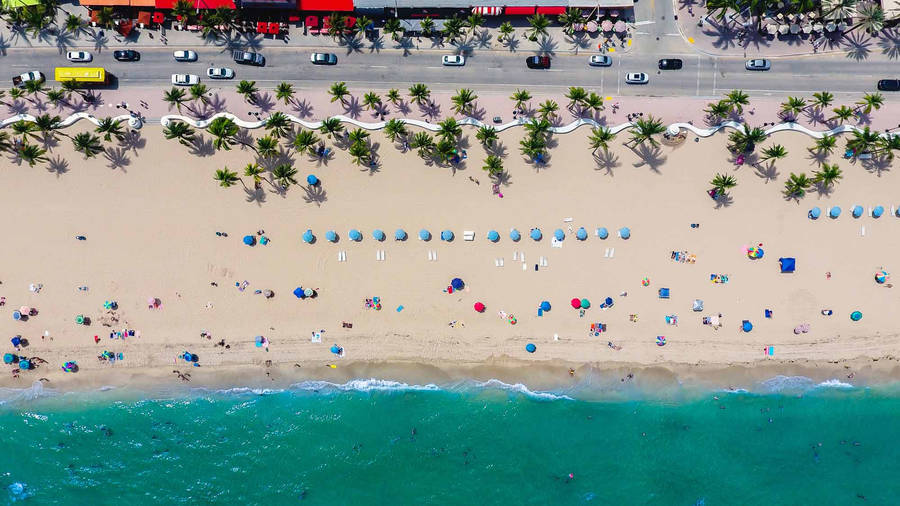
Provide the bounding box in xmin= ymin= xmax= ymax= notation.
xmin=745 ymin=58 xmax=771 ymax=71
xmin=625 ymin=72 xmax=649 ymax=84
xmin=207 ymin=67 xmax=234 ymax=79
xmin=588 ymin=55 xmax=612 ymax=67
xmin=310 ymin=53 xmax=338 ymax=65
xmin=173 ymin=50 xmax=198 ymax=62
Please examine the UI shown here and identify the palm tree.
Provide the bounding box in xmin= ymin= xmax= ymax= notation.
xmin=348 ymin=128 xmax=369 ymax=145
xmin=451 ymin=88 xmax=478 ymax=115
xmin=855 ymin=92 xmax=884 ymax=115
xmin=565 ymin=86 xmax=588 ymax=112
xmin=46 ymin=88 xmax=66 ymax=108
xmin=60 ymin=79 xmax=83 ymax=100
xmin=386 ymin=89 xmax=401 ymax=105
xmin=519 ymin=134 xmax=547 ymax=160
xmin=483 ymin=154 xmax=504 ymax=177
xmin=319 ymin=117 xmax=344 ymax=139
xmin=292 ymin=129 xmax=320 ymax=154
xmin=189 ymin=83 xmax=209 ymax=105
xmin=584 ymin=93 xmax=604 ymax=113
xmin=275 ymin=82 xmax=294 ymax=105
xmin=326 ymin=12 xmax=347 ymax=39
xmin=537 ymin=100 xmax=559 ymax=120
xmin=243 ymin=163 xmax=264 ymax=188
xmin=876 ymin=133 xmax=900 ymax=159
xmin=710 ymin=173 xmax=737 ymax=194
xmin=64 ymin=13 xmax=84 ymax=36
xmin=433 ymin=138 xmax=456 ymax=164
xmin=163 ymin=87 xmax=188 ymax=112
xmin=72 ymin=132 xmax=104 ymax=158
xmin=727 ymin=124 xmax=767 ymax=153
xmin=812 ymin=163 xmax=843 ymax=188
xmin=272 ymin=163 xmax=298 ymax=189
xmin=384 ymin=119 xmax=408 ymax=143
xmin=328 ymin=81 xmax=350 ymax=105
xmin=830 ymin=105 xmax=855 ymax=124
xmin=256 ymin=135 xmax=279 ymax=158
xmin=557 ymin=8 xmax=584 ymax=35
xmin=810 ymin=91 xmax=834 ymax=111
xmin=511 ymin=89 xmax=532 ymax=112
xmin=214 ymin=168 xmax=240 ymax=188
xmin=408 ymin=83 xmax=430 ymax=105
xmin=163 ymin=121 xmax=196 ymax=146
xmin=265 ymin=112 xmax=292 ymax=139
xmin=18 ymin=143 xmax=48 ymax=167
xmin=418 ymin=17 xmax=435 ymax=38
xmin=437 ymin=118 xmax=462 ymax=143
xmin=852 ymin=3 xmax=885 ymax=34
xmin=476 ymin=126 xmax=498 ymax=147
xmin=442 ymin=16 xmax=465 ymax=42
xmin=705 ymin=0 xmax=736 ymax=19
xmin=411 ymin=132 xmax=435 ymax=158
xmin=95 ymin=117 xmax=124 ymax=142
xmin=383 ymin=17 xmax=403 ymax=41
xmin=780 ymin=96 xmax=806 ymax=120
xmin=498 ymin=21 xmax=515 ymax=42
xmin=846 ymin=126 xmax=880 ymax=154
xmin=33 ymin=114 xmax=62 ymax=140
xmin=207 ymin=116 xmax=239 ymax=151
xmin=704 ymin=100 xmax=731 ymax=120
xmin=171 ymin=0 xmax=195 ymax=25
xmin=94 ymin=7 xmax=115 ymax=29
xmin=760 ymin=144 xmax=788 ymax=163
xmin=23 ymin=79 xmax=47 ymax=102
xmin=724 ymin=89 xmax=750 ymax=114
xmin=783 ymin=172 xmax=812 ymax=199
xmin=822 ymin=0 xmax=857 ymax=20
xmin=11 ymin=120 xmax=39 ymax=143
xmin=349 ymin=140 xmax=371 ymax=165
xmin=526 ymin=13 xmax=550 ymax=40
xmin=809 ymin=135 xmax=837 ymax=156
xmin=0 ymin=132 xmax=12 ymax=154
xmin=588 ymin=127 xmax=616 ymax=155
xmin=362 ymin=91 xmax=382 ymax=111
xmin=466 ymin=12 xmax=484 ymax=35
xmin=627 ymin=115 xmax=666 ymax=148
xmin=236 ymin=80 xmax=258 ymax=104
xmin=524 ymin=118 xmax=552 ymax=139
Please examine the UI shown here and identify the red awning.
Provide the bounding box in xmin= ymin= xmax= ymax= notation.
xmin=117 ymin=19 xmax=134 ymax=36
xmin=504 ymin=6 xmax=535 ymax=15
xmin=344 ymin=16 xmax=356 ymax=28
xmin=194 ymin=0 xmax=234 ymax=8
xmin=152 ymin=11 xmax=165 ymax=23
xmin=471 ymin=6 xmax=502 ymax=15
xmin=257 ymin=21 xmax=267 ymax=33
xmin=536 ymin=6 xmax=566 ymax=14
xmin=267 ymin=22 xmax=280 ymax=34
xmin=298 ymin=0 xmax=352 ymax=12
xmin=305 ymin=15 xmax=318 ymax=27
xmin=137 ymin=11 xmax=152 ymax=24
xmin=154 ymin=0 xmax=175 ymax=8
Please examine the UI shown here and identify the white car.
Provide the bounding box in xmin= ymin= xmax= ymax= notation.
xmin=173 ymin=50 xmax=198 ymax=62
xmin=66 ymin=51 xmax=92 ymax=62
xmin=310 ymin=53 xmax=337 ymax=65
xmin=442 ymin=54 xmax=466 ymax=66
xmin=207 ymin=67 xmax=234 ymax=79
xmin=588 ymin=55 xmax=612 ymax=67
xmin=745 ymin=58 xmax=771 ymax=71
xmin=171 ymin=74 xmax=199 ymax=86
xmin=625 ymin=72 xmax=649 ymax=84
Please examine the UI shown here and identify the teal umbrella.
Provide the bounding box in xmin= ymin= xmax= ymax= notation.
xmin=302 ymin=229 xmax=314 ymax=243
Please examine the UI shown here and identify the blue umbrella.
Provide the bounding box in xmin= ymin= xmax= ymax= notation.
xmin=597 ymin=227 xmax=609 ymax=239
xmin=330 ymin=344 xmax=342 ymax=354
xmin=441 ymin=230 xmax=454 ymax=242
xmin=243 ymin=235 xmax=255 ymax=246
xmin=554 ymin=229 xmax=565 ymax=241
xmin=808 ymin=207 xmax=821 ymax=219
xmin=576 ymin=227 xmax=587 ymax=240
xmin=742 ymin=320 xmax=753 ymax=332
xmin=306 ymin=174 xmax=319 ymax=185
xmin=182 ymin=352 xmax=192 ymax=361
xmin=12 ymin=311 xmax=21 ymax=321
xmin=830 ymin=206 xmax=842 ymax=218
xmin=873 ymin=205 xmax=884 ymax=218
xmin=395 ymin=229 xmax=407 ymax=241
xmin=419 ymin=229 xmax=431 ymax=241
xmin=510 ymin=229 xmax=521 ymax=241
xmin=540 ymin=301 xmax=551 ymax=311
xmin=3 ymin=353 xmax=14 ymax=364
xmin=525 ymin=343 xmax=536 ymax=353
xmin=852 ymin=205 xmax=863 ymax=218
xmin=530 ymin=228 xmax=542 ymax=241
xmin=10 ymin=336 xmax=21 ymax=347
xmin=19 ymin=360 xmax=30 ymax=370
xmin=349 ymin=229 xmax=362 ymax=242
xmin=326 ymin=230 xmax=337 ymax=242
xmin=255 ymin=336 xmax=264 ymax=347
xmin=487 ymin=230 xmax=500 ymax=242
xmin=302 ymin=229 xmax=314 ymax=243
xmin=372 ymin=229 xmax=385 ymax=241
xmin=618 ymin=227 xmax=631 ymax=239
xmin=451 ymin=278 xmax=464 ymax=290
xmin=604 ymin=297 xmax=614 ymax=307
xmin=293 ymin=287 xmax=305 ymax=298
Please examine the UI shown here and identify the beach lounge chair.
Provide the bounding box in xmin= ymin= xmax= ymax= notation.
xmin=665 ymin=315 xmax=678 ymax=325
xmin=779 ymin=257 xmax=796 ymax=273
xmin=658 ymin=288 xmax=670 ymax=299
xmin=463 ymin=231 xmax=475 ymax=241
xmin=692 ymin=299 xmax=703 ymax=311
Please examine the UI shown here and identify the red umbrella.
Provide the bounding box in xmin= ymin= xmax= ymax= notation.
xmin=474 ymin=302 xmax=485 ymax=312
xmin=570 ymin=298 xmax=581 ymax=309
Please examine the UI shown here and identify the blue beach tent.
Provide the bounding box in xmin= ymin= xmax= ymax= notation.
xmin=808 ymin=207 xmax=821 ymax=220
xmin=779 ymin=257 xmax=796 ymax=273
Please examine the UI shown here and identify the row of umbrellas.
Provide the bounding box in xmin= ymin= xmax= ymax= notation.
xmin=764 ymin=21 xmax=843 ymax=35
xmin=301 ymin=227 xmax=631 ymax=243
xmin=809 ymin=205 xmax=892 ymax=220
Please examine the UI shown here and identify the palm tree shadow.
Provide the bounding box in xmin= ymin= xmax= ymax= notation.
xmin=814 ymin=181 xmax=836 ymax=197
xmin=244 ymin=185 xmax=267 ymax=206
xmin=536 ymin=35 xmax=557 ymax=56
xmin=6 ymin=100 xmax=29 ymax=115
xmin=419 ymin=101 xmax=441 ymax=121
xmin=394 ymin=100 xmax=411 ymax=116
xmin=55 ymin=32 xmax=74 ymax=54
xmin=189 ymin=135 xmax=216 ymax=157
xmin=39 ymin=133 xmax=59 ymax=152
xmin=753 ymin=161 xmax=779 ymax=183
xmin=495 ymin=170 xmax=513 ymax=187
xmin=804 ymin=107 xmax=826 ymax=125
xmin=593 ymin=150 xmax=620 ymax=175
xmin=473 ymin=28 xmax=492 ymax=48
xmin=311 ymin=149 xmax=334 ymax=167
xmin=341 ymin=35 xmax=364 ymax=54
xmin=0 ymin=34 xmax=10 ymax=56
xmin=46 ymin=155 xmax=69 ymax=177
xmin=254 ymin=92 xmax=275 ymax=113
xmin=702 ymin=23 xmax=738 ymax=51
xmin=119 ymin=130 xmax=146 ymax=153
xmin=843 ymin=31 xmax=872 ymax=61
xmin=713 ymin=193 xmax=734 ymax=208
xmin=368 ymin=35 xmax=385 ymax=53
xmin=394 ymin=36 xmax=415 ymax=56
xmin=487 ymin=142 xmax=507 ymax=158
xmin=302 ymin=184 xmax=328 ymax=206
xmin=806 ymin=149 xmax=829 ymax=166
xmin=504 ymin=35 xmax=520 ymax=53
xmin=862 ymin=155 xmax=892 ymax=176
xmin=206 ymin=93 xmax=228 ymax=114
xmin=632 ymin=143 xmax=666 ymax=173
xmin=342 ymin=95 xmax=363 ymax=118
xmin=234 ymin=129 xmax=256 ymax=152
xmin=104 ymin=146 xmax=130 ymax=171
xmin=565 ymin=33 xmax=591 ymax=53
xmin=878 ymin=29 xmax=900 ymax=59
xmin=88 ymin=31 xmax=109 ymax=52
xmin=293 ymin=98 xmax=314 ymax=118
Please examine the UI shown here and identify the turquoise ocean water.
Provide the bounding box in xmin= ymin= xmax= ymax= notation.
xmin=2 ymin=377 xmax=899 ymax=505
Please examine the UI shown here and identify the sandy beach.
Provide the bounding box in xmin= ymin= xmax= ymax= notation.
xmin=2 ymin=113 xmax=900 ymax=391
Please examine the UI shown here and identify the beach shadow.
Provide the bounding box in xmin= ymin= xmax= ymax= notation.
xmin=254 ymin=93 xmax=275 ymax=114
xmin=713 ymin=193 xmax=734 ymax=208
xmin=702 ymin=23 xmax=738 ymax=51
xmin=536 ymin=35 xmax=557 ymax=57
xmin=814 ymin=181 xmax=836 ymax=198
xmin=120 ymin=130 xmax=146 ymax=153
xmin=189 ymin=135 xmax=216 ymax=157
xmin=843 ymin=32 xmax=872 ymax=61
xmin=6 ymin=100 xmax=28 ymax=115
xmin=293 ymin=98 xmax=314 ymax=118
xmin=244 ymin=185 xmax=267 ymax=206
xmin=46 ymin=155 xmax=69 ymax=177
xmin=342 ymin=95 xmax=363 ymax=119
xmin=862 ymin=155 xmax=892 ymax=177
xmin=104 ymin=146 xmax=130 ymax=171
xmin=753 ymin=161 xmax=779 ymax=183
xmin=593 ymin=150 xmax=620 ymax=176
xmin=879 ymin=29 xmax=900 ymax=59
xmin=487 ymin=141 xmax=508 ymax=158
xmin=302 ymin=185 xmax=327 ymax=206
xmin=631 ymin=144 xmax=666 ymax=173
xmin=394 ymin=100 xmax=411 ymax=116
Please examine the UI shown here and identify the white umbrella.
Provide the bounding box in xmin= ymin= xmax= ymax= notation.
xmin=767 ymin=23 xmax=778 ymax=34
xmin=790 ymin=23 xmax=800 ymax=34
xmin=838 ymin=22 xmax=848 ymax=31
xmin=813 ymin=23 xmax=824 ymax=32
xmin=802 ymin=24 xmax=812 ymax=34
xmin=825 ymin=21 xmax=836 ymax=32
xmin=779 ymin=24 xmax=790 ymax=34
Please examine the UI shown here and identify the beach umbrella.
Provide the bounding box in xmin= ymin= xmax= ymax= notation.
xmin=540 ymin=301 xmax=551 ymax=311
xmin=618 ymin=227 xmax=631 ymax=239
xmin=510 ymin=229 xmax=521 ymax=241
xmin=10 ymin=336 xmax=21 ymax=347
xmin=614 ymin=20 xmax=626 ymax=32
xmin=330 ymin=344 xmax=342 ymax=354
xmin=850 ymin=311 xmax=862 ymax=321
xmin=766 ymin=23 xmax=778 ymax=34
xmin=441 ymin=230 xmax=454 ymax=242
xmin=263 ymin=289 xmax=274 ymax=298
xmin=19 ymin=360 xmax=30 ymax=370
xmin=830 ymin=206 xmax=842 ymax=218
xmin=789 ymin=23 xmax=800 ymax=34
xmin=75 ymin=314 xmax=85 ymax=324
xmin=255 ymin=336 xmax=265 ymax=346
xmin=182 ymin=352 xmax=192 ymax=361
xmin=597 ymin=227 xmax=609 ymax=239
xmin=571 ymin=298 xmax=582 ymax=309
xmin=419 ymin=229 xmax=431 ymax=241
xmin=873 ymin=206 xmax=884 ymax=218
xmin=487 ymin=230 xmax=500 ymax=242
xmin=525 ymin=343 xmax=536 ymax=353
xmin=190 ymin=354 xmax=199 ymax=362
xmin=451 ymin=278 xmax=464 ymax=290
xmin=601 ymin=19 xmax=613 ymax=31
xmin=372 ymin=229 xmax=386 ymax=241
xmin=554 ymin=229 xmax=565 ymax=241
xmin=875 ymin=271 xmax=889 ymax=284
xmin=808 ymin=207 xmax=821 ymax=219
xmin=243 ymin=235 xmax=256 ymax=246
xmin=742 ymin=320 xmax=753 ymax=332
xmin=474 ymin=302 xmax=485 ymax=312
xmin=349 ymin=229 xmax=362 ymax=242
xmin=395 ymin=229 xmax=407 ymax=241
xmin=852 ymin=205 xmax=863 ymax=218
xmin=576 ymin=227 xmax=587 ymax=240
xmin=530 ymin=228 xmax=542 ymax=241
xmin=3 ymin=353 xmax=15 ymax=364
xmin=306 ymin=174 xmax=319 ymax=185
xmin=586 ymin=20 xmax=598 ymax=32
xmin=293 ymin=287 xmax=304 ymax=298
xmin=326 ymin=230 xmax=337 ymax=242
xmin=304 ymin=288 xmax=314 ymax=297
xmin=302 ymin=229 xmax=314 ymax=243
xmin=12 ymin=311 xmax=21 ymax=321
xmin=580 ymin=298 xmax=591 ymax=309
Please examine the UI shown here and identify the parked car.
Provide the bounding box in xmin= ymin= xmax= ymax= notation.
xmin=207 ymin=67 xmax=234 ymax=79
xmin=441 ymin=54 xmax=465 ymax=66
xmin=876 ymin=79 xmax=900 ymax=91
xmin=658 ymin=58 xmax=683 ymax=70
xmin=745 ymin=58 xmax=771 ymax=71
xmin=66 ymin=51 xmax=92 ymax=62
xmin=173 ymin=50 xmax=198 ymax=62
xmin=12 ymin=71 xmax=44 ymax=87
xmin=310 ymin=53 xmax=338 ymax=65
xmin=171 ymin=74 xmax=199 ymax=86
xmin=113 ymin=50 xmax=140 ymax=62
xmin=525 ymin=55 xmax=551 ymax=69
xmin=232 ymin=51 xmax=265 ymax=66
xmin=625 ymin=72 xmax=649 ymax=84
xmin=588 ymin=55 xmax=612 ymax=67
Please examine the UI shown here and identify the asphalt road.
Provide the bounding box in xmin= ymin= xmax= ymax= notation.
xmin=3 ymin=46 xmax=898 ymax=98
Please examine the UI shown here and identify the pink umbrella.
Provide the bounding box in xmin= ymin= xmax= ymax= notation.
xmin=19 ymin=306 xmax=31 ymax=316
xmin=614 ymin=20 xmax=626 ymax=32
xmin=586 ymin=20 xmax=598 ymax=32
xmin=600 ymin=19 xmax=612 ymax=31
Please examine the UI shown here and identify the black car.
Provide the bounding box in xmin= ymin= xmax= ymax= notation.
xmin=113 ymin=50 xmax=140 ymax=62
xmin=658 ymin=59 xmax=683 ymax=70
xmin=525 ymin=55 xmax=551 ymax=69
xmin=877 ymin=79 xmax=900 ymax=91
